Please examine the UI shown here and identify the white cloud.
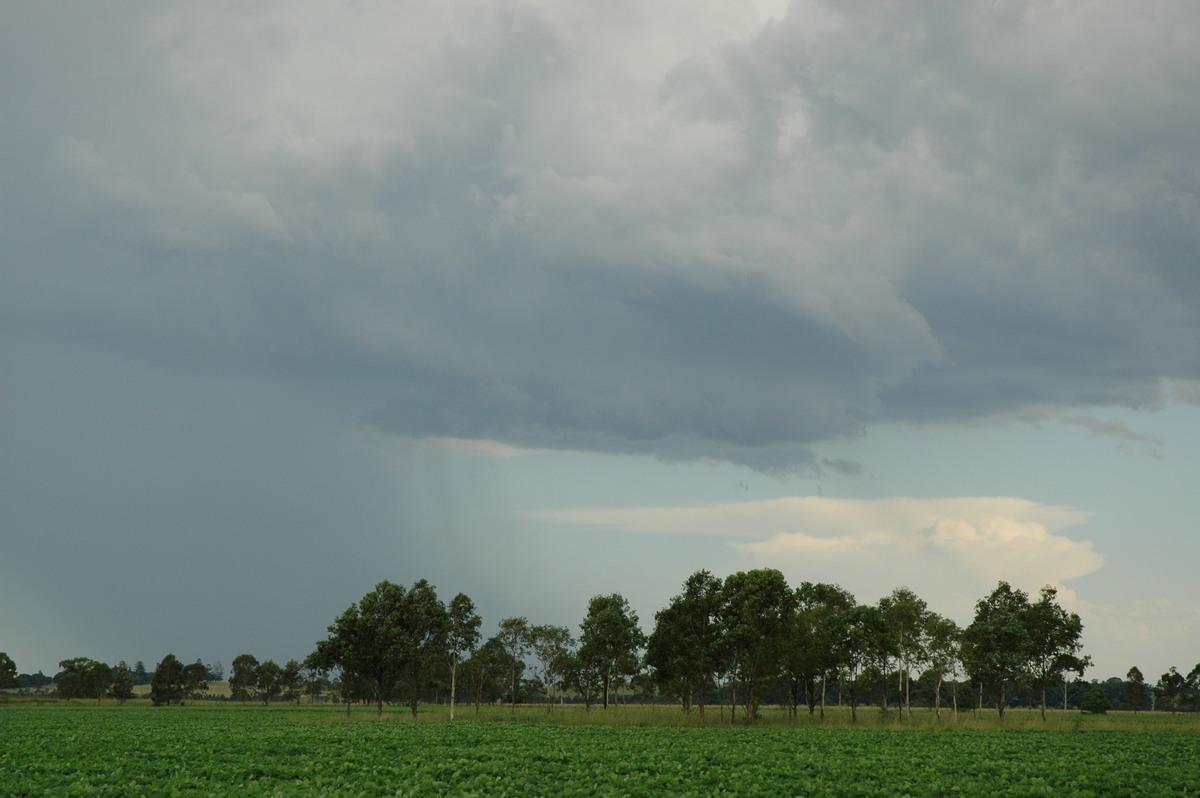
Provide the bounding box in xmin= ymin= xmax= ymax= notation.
xmin=532 ymin=495 xmax=1103 ymax=621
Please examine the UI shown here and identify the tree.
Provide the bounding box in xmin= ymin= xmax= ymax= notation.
xmin=562 ymin=650 xmax=604 ymax=711
xmin=150 ymin=654 xmax=185 ymax=706
xmin=792 ymin=582 xmax=856 ymax=719
xmin=460 ymin=636 xmax=512 ymax=712
xmin=1025 ymin=585 xmax=1085 ymax=721
xmin=840 ymin=604 xmax=894 ymax=722
xmin=181 ymin=661 xmax=209 ymax=702
xmin=257 ymin=660 xmax=282 ymax=704
xmin=0 ymin=653 xmax=18 ymax=689
xmin=497 ymin=617 xmax=531 ymax=713
xmin=923 ymin=613 xmax=961 ymax=719
xmin=58 ymin=658 xmax=111 ymax=703
xmin=229 ymin=654 xmax=260 ymax=703
xmin=878 ymin=587 xmax=929 ymax=719
xmin=111 ymin=663 xmax=135 ymax=703
xmin=578 ymin=593 xmax=646 ymax=711
xmin=446 ymin=592 xmax=481 ymax=721
xmin=280 ymin=659 xmax=303 ymax=703
xmin=961 ymin=582 xmax=1033 ymax=719
xmin=718 ymin=569 xmax=795 ymax=723
xmin=1079 ymin=686 xmax=1112 ymax=714
xmin=1123 ymin=667 xmax=1148 ymax=712
xmin=393 ymin=579 xmax=449 ymax=718
xmin=527 ymin=624 xmax=573 ymax=711
xmin=645 ymin=570 xmax=724 ymax=720
xmin=133 ymin=661 xmax=150 ymax=685
xmin=313 ymin=579 xmax=448 ymax=718
xmin=1155 ymin=667 xmax=1188 ymax=714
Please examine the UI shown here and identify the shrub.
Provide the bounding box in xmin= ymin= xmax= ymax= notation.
xmin=1080 ymin=687 xmax=1112 ymax=715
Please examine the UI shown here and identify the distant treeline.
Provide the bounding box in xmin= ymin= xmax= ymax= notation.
xmin=3 ymin=571 xmax=1198 ymax=719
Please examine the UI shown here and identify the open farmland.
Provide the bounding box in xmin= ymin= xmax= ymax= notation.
xmin=2 ymin=705 xmax=1198 ymax=796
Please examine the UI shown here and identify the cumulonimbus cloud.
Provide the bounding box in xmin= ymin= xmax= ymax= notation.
xmin=530 ymin=495 xmax=1103 ymax=599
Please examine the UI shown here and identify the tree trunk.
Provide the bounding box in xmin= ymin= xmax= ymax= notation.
xmin=450 ymin=662 xmax=458 ymax=721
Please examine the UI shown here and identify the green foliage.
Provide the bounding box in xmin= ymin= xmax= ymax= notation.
xmin=1 ymin=707 xmax=1198 ymax=796
xmin=1079 ymin=686 xmax=1112 ymax=714
xmin=111 ymin=663 xmax=135 ymax=703
xmin=230 ymin=653 xmax=260 ymax=702
xmin=718 ymin=569 xmax=796 ymax=722
xmin=578 ymin=593 xmax=646 ymax=710
xmin=314 ymin=579 xmax=450 ymax=718
xmin=149 ymin=654 xmax=185 ymax=706
xmin=0 ymin=652 xmax=18 ymax=689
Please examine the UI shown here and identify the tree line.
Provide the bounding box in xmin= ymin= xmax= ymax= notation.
xmin=3 ymin=570 xmax=1198 ymax=719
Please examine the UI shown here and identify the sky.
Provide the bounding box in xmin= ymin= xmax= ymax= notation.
xmin=2 ymin=0 xmax=1198 ymax=682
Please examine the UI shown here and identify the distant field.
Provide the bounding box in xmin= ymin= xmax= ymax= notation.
xmin=2 ymin=704 xmax=1197 ymax=796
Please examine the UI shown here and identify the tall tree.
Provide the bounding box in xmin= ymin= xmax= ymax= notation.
xmin=394 ymin=579 xmax=449 ymax=718
xmin=314 ymin=579 xmax=448 ymax=718
xmin=181 ymin=661 xmax=209 ymax=702
xmin=792 ymin=582 xmax=856 ymax=719
xmin=961 ymin=582 xmax=1032 ymax=720
xmin=58 ymin=658 xmax=112 ymax=703
xmin=280 ymin=659 xmax=303 ymax=703
xmin=923 ymin=613 xmax=961 ymax=719
xmin=1024 ymin=585 xmax=1085 ymax=721
xmin=1124 ymin=666 xmax=1148 ymax=712
xmin=0 ymin=653 xmax=18 ymax=689
xmin=229 ymin=654 xmax=260 ymax=703
xmin=840 ymin=604 xmax=893 ymax=722
xmin=257 ymin=660 xmax=283 ymax=704
xmin=460 ymin=636 xmax=512 ymax=712
xmin=527 ymin=624 xmax=573 ymax=712
xmin=1154 ymin=667 xmax=1188 ymax=714
xmin=496 ymin=617 xmax=531 ymax=713
xmin=132 ymin=661 xmax=150 ymax=685
xmin=878 ymin=587 xmax=929 ymax=719
xmin=446 ymin=593 xmax=482 ymax=721
xmin=718 ymin=569 xmax=796 ymax=723
xmin=150 ymin=654 xmax=185 ymax=706
xmin=645 ymin=570 xmax=724 ymax=720
xmin=578 ymin=593 xmax=646 ymax=710
xmin=111 ymin=662 xmax=135 ymax=703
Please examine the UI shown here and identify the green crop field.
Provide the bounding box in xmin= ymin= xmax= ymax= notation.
xmin=2 ymin=705 xmax=1198 ymax=796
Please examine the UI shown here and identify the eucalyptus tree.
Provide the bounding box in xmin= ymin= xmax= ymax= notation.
xmin=111 ymin=662 xmax=135 ymax=703
xmin=58 ymin=657 xmax=113 ymax=703
xmin=461 ymin=636 xmax=512 ymax=712
xmin=578 ymin=593 xmax=646 ymax=710
xmin=878 ymin=587 xmax=929 ymax=719
xmin=1123 ymin=666 xmax=1148 ymax=712
xmin=527 ymin=624 xmax=573 ymax=711
xmin=793 ymin=582 xmax=856 ymax=719
xmin=149 ymin=654 xmax=185 ymax=706
xmin=446 ymin=593 xmax=482 ymax=720
xmin=0 ymin=653 xmax=18 ymax=689
xmin=181 ymin=661 xmax=209 ymax=701
xmin=1025 ymin=585 xmax=1085 ymax=720
xmin=718 ymin=569 xmax=796 ymax=723
xmin=645 ymin=570 xmax=724 ymax=720
xmin=497 ymin=617 xmax=531 ymax=712
xmin=922 ymin=613 xmax=961 ymax=719
xmin=961 ymin=582 xmax=1033 ymax=719
xmin=1155 ymin=666 xmax=1188 ymax=714
xmin=229 ymin=654 xmax=260 ymax=703
xmin=257 ymin=660 xmax=282 ymax=704
xmin=314 ymin=579 xmax=449 ymax=718
xmin=840 ymin=604 xmax=893 ymax=722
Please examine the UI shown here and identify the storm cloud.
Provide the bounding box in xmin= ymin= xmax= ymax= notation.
xmin=6 ymin=1 xmax=1198 ymax=471
xmin=4 ymin=1 xmax=1200 ymax=676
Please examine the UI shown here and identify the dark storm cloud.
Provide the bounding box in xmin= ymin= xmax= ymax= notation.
xmin=4 ymin=0 xmax=1200 ymax=475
